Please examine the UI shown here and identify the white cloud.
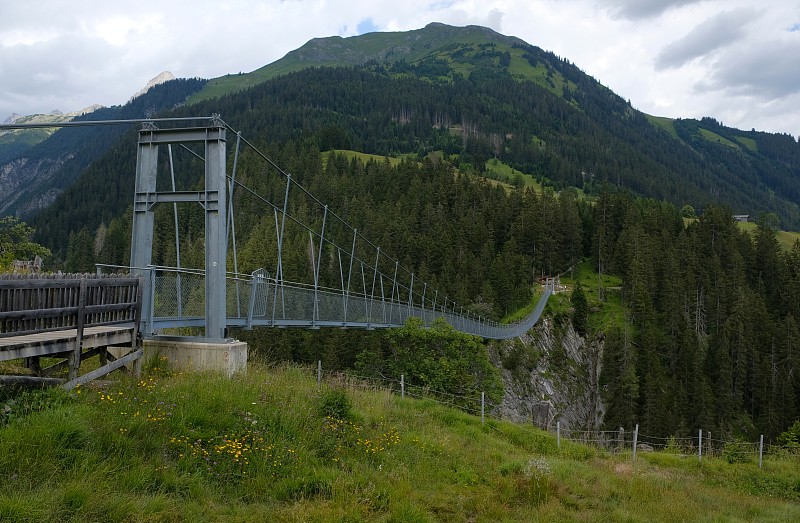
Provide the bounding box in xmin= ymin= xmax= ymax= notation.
xmin=598 ymin=0 xmax=706 ymax=20
xmin=655 ymin=8 xmax=757 ymax=69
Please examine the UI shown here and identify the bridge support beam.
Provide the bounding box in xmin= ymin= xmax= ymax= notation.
xmin=130 ymin=120 xmax=228 ymax=340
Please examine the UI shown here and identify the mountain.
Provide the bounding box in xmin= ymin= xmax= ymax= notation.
xmin=128 ymin=71 xmax=176 ymax=102
xmin=191 ymin=22 xmax=525 ymax=102
xmin=0 ymin=106 xmax=101 ymax=166
xmin=19 ymin=23 xmax=800 ymax=442
xmin=14 ymin=22 xmax=800 ymax=236
xmin=0 ymin=77 xmax=207 ymax=219
xmin=184 ymin=23 xmax=800 ymax=229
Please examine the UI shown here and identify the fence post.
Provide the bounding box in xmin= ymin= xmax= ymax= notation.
xmin=401 ymin=374 xmax=405 ymax=399
xmin=148 ymin=268 xmax=156 ymax=335
xmin=708 ymin=431 xmax=712 ymax=456
xmin=632 ymin=424 xmax=639 ymax=464
xmin=481 ymin=392 xmax=485 ymax=425
xmin=618 ymin=427 xmax=624 ymax=453
xmin=317 ymin=360 xmax=321 ymax=387
xmin=759 ymin=434 xmax=764 ymax=469
xmin=557 ymin=421 xmax=561 ymax=450
xmin=698 ymin=429 xmax=703 ymax=463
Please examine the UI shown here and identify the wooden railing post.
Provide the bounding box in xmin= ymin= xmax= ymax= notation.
xmin=68 ymin=278 xmax=88 ymax=381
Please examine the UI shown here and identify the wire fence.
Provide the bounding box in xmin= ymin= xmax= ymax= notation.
xmin=311 ymin=362 xmax=799 ymax=468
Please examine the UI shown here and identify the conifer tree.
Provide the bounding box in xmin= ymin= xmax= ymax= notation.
xmin=571 ymin=280 xmax=588 ymax=336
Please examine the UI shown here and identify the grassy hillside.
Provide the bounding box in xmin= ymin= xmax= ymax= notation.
xmin=189 ymin=22 xmax=571 ymax=104
xmin=737 ymin=220 xmax=800 ymax=250
xmin=2 ymin=363 xmax=799 ymax=522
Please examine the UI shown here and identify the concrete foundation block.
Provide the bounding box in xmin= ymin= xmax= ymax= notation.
xmin=143 ymin=337 xmax=248 ymax=377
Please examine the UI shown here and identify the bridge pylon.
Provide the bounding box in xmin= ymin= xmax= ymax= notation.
xmin=130 ymin=118 xmax=228 ymax=340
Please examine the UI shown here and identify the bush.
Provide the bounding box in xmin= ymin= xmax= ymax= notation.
xmin=722 ymin=439 xmax=754 ymax=464
xmin=1 ymin=387 xmax=70 ymax=426
xmin=777 ymin=420 xmax=800 ymax=449
xmin=317 ymin=388 xmax=353 ymax=420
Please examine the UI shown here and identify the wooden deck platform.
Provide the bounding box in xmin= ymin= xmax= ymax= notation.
xmin=0 ymin=274 xmax=143 ymax=389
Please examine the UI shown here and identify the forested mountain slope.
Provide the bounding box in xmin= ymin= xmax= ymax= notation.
xmin=25 ymin=23 xmax=800 ymax=250
xmin=188 ymin=22 xmax=800 ymax=229
xmin=0 ymin=78 xmax=207 ymax=219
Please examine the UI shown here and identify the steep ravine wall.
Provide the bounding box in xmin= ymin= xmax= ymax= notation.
xmin=489 ymin=316 xmax=604 ymax=432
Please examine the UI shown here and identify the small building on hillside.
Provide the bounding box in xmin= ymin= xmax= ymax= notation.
xmin=732 ymin=214 xmax=750 ymax=223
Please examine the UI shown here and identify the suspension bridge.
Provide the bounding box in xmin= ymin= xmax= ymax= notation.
xmin=121 ymin=115 xmax=552 ymax=340
xmin=1 ymin=115 xmax=552 ymax=384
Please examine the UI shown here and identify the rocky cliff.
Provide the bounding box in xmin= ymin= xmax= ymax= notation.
xmin=491 ymin=315 xmax=604 ymax=433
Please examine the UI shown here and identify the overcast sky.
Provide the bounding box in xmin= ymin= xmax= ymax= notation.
xmin=1 ymin=0 xmax=798 ymax=137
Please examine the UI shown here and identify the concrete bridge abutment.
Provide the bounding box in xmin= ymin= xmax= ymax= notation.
xmin=143 ymin=337 xmax=247 ymax=377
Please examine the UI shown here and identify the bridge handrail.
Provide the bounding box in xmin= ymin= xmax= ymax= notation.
xmin=0 ymin=274 xmax=143 ymax=338
xmin=98 ymin=264 xmax=554 ymax=340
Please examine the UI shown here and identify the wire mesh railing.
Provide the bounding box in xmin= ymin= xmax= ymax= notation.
xmin=97 ymin=265 xmax=552 ymax=340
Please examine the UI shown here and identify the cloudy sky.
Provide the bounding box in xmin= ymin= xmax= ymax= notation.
xmin=1 ymin=0 xmax=798 ymax=137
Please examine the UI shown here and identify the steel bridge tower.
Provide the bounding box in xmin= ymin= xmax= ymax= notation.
xmin=130 ymin=118 xmax=228 ymax=340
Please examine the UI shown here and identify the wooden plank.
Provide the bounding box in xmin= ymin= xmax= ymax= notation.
xmin=62 ymin=349 xmax=143 ymax=390
xmin=0 ymin=279 xmax=80 ymax=290
xmin=0 ymin=325 xmax=135 ymax=360
xmin=0 ymin=307 xmax=80 ymax=321
xmin=1 ymin=275 xmax=142 ymax=386
xmin=39 ymin=357 xmax=69 ymax=377
xmin=68 ymin=278 xmax=87 ymax=380
xmin=1 ymin=277 xmax=140 ymax=337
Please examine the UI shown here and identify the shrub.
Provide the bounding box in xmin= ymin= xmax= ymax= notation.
xmin=722 ymin=439 xmax=754 ymax=464
xmin=1 ymin=387 xmax=70 ymax=426
xmin=664 ymin=435 xmax=682 ymax=454
xmin=317 ymin=388 xmax=353 ymax=420
xmin=777 ymin=420 xmax=800 ymax=449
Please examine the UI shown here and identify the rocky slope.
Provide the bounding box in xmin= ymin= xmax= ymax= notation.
xmin=128 ymin=71 xmax=175 ymax=102
xmin=491 ymin=315 xmax=604 ymax=433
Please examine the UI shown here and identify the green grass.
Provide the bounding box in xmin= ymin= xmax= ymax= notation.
xmin=698 ymin=128 xmax=740 ymax=149
xmin=324 ymin=149 xmax=404 ymax=168
xmin=735 ymin=135 xmax=758 ymax=152
xmin=3 ymin=362 xmax=799 ymax=521
xmin=736 ymin=221 xmax=800 ymax=250
xmin=645 ymin=114 xmax=678 ymax=139
xmin=559 ymin=260 xmax=626 ymax=332
xmin=485 ymin=158 xmax=542 ymax=191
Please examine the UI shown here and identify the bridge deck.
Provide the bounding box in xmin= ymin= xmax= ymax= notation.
xmin=0 ymin=324 xmax=137 ymax=361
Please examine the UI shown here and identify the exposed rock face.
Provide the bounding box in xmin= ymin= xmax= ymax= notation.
xmin=129 ymin=71 xmax=175 ymax=102
xmin=2 ymin=105 xmax=101 ymax=129
xmin=490 ymin=316 xmax=604 ymax=432
xmin=0 ymin=155 xmax=71 ymax=217
xmin=3 ymin=113 xmax=23 ymax=124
